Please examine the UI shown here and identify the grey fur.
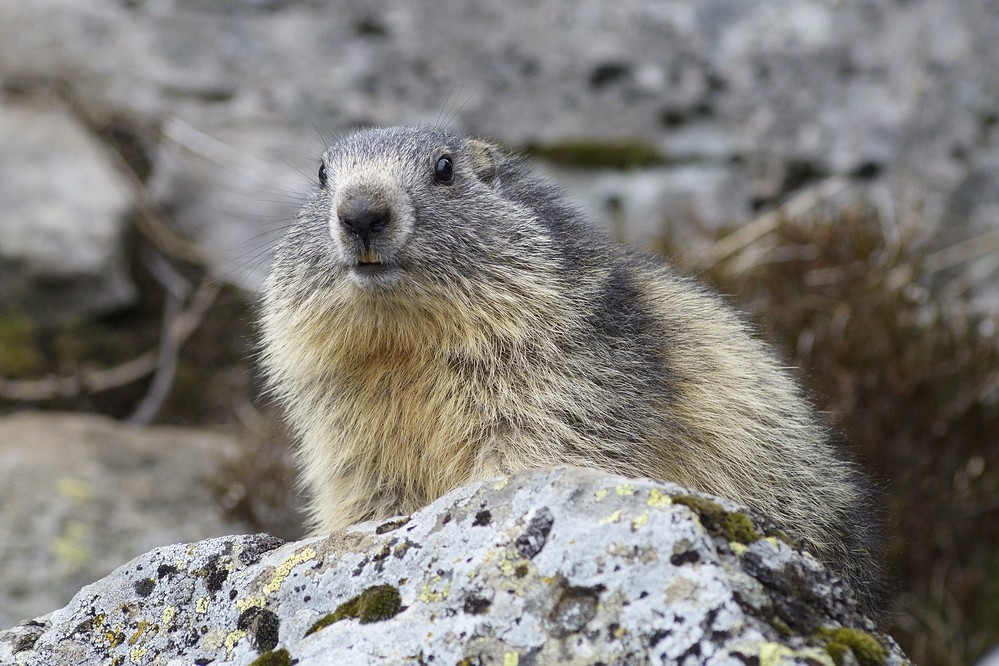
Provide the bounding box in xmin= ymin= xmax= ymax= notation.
xmin=260 ymin=126 xmax=885 ymax=615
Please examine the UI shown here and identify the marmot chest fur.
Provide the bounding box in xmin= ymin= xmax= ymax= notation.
xmin=260 ymin=125 xmax=883 ymax=612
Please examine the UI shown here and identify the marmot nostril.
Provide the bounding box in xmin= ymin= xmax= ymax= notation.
xmin=338 ymin=193 xmax=392 ymax=242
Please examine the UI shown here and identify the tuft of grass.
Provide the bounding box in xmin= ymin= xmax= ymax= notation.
xmin=659 ymin=207 xmax=999 ymax=666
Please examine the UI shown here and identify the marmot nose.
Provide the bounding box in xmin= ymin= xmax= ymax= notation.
xmin=338 ymin=193 xmax=391 ymax=243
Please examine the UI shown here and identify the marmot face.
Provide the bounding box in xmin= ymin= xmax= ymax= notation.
xmin=307 ymin=126 xmax=547 ymax=297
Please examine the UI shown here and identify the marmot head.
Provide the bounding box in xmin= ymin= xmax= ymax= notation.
xmin=295 ymin=126 xmax=554 ymax=297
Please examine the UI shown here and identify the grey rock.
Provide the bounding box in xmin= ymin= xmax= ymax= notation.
xmin=0 ymin=412 xmax=253 ymax=629
xmin=0 ymin=102 xmax=135 ymax=321
xmin=1 ymin=0 xmax=997 ymax=309
xmin=0 ymin=467 xmax=909 ymax=665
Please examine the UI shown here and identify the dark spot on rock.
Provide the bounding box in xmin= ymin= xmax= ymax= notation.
xmin=515 ymin=507 xmax=554 ymax=559
xmin=157 ymin=564 xmax=179 ymax=579
xmin=133 ymin=578 xmax=156 ymax=597
xmin=472 ymin=510 xmax=491 ymax=526
xmin=659 ymin=108 xmax=688 ymax=128
xmin=679 ymin=640 xmax=702 ymax=661
xmin=781 ymin=159 xmax=827 ymax=195
xmin=514 ymin=564 xmax=529 ymax=578
xmin=732 ymin=654 xmax=760 ymax=666
xmin=850 ymin=161 xmax=883 ymax=180
xmin=205 ymin=556 xmax=229 ymax=593
xmin=356 ymin=16 xmax=389 ymax=37
xmin=694 ymin=101 xmax=715 ymax=117
xmin=670 ymin=550 xmax=700 ymax=566
xmin=463 ymin=595 xmax=491 ymax=615
xmin=741 ymin=550 xmax=826 ymax=633
xmin=548 ymin=586 xmax=601 ymax=637
xmin=649 ymin=628 xmax=671 ymax=646
xmin=240 ymin=535 xmax=286 ymax=566
xmin=375 ymin=517 xmax=410 ymax=534
xmin=10 ymin=621 xmax=45 ymax=653
xmin=70 ymin=618 xmax=93 ymax=637
xmin=394 ymin=539 xmax=419 ymax=558
xmin=705 ymin=70 xmax=727 ymax=93
xmin=247 ymin=648 xmax=291 ymax=666
xmin=589 ymin=62 xmax=632 ymax=88
xmin=352 ymin=556 xmax=370 ymax=577
xmin=230 ymin=589 xmax=238 ymax=600
xmin=238 ymin=607 xmax=281 ymax=652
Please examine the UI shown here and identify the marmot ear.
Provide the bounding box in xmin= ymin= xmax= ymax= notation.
xmin=468 ymin=139 xmax=502 ymax=186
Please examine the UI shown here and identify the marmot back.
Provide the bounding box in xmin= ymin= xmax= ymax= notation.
xmin=260 ymin=125 xmax=884 ymax=614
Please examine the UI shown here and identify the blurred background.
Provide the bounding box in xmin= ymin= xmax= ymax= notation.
xmin=0 ymin=1 xmax=997 ymax=663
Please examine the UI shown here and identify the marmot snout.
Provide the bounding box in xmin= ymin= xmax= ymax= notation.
xmin=260 ymin=125 xmax=885 ymax=614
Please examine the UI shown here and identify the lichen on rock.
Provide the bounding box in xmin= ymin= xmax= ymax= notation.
xmin=0 ymin=467 xmax=910 ymax=665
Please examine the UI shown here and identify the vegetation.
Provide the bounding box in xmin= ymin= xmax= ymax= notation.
xmin=658 ymin=208 xmax=999 ymax=666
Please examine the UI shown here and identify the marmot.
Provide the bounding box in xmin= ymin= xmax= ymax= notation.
xmin=260 ymin=125 xmax=884 ymax=613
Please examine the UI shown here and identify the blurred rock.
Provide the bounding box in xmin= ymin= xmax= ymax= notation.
xmin=0 ymin=411 xmax=253 ymax=628
xmin=0 ymin=467 xmax=909 ymax=665
xmin=0 ymin=102 xmax=135 ymax=322
xmin=0 ymin=0 xmax=996 ymax=305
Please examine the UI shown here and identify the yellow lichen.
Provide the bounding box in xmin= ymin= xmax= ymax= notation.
xmin=55 ymin=477 xmax=91 ymax=502
xmin=646 ymin=489 xmax=672 ymax=508
xmin=616 ymin=484 xmax=635 ymax=496
xmin=758 ymin=642 xmax=835 ymax=666
xmin=50 ymin=520 xmax=91 ymax=571
xmin=238 ymin=547 xmax=316 ymax=612
xmin=631 ymin=511 xmax=650 ymax=530
xmin=594 ymin=488 xmax=610 ymax=502
xmin=223 ymin=629 xmax=246 ymax=657
xmin=126 ymin=620 xmax=150 ymax=646
xmin=598 ymin=509 xmax=622 ymax=525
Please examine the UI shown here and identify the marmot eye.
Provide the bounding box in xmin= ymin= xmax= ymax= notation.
xmin=434 ymin=155 xmax=454 ymax=184
xmin=318 ymin=162 xmax=327 ymax=188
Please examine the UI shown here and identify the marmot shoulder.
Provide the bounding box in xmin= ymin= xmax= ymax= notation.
xmin=260 ymin=125 xmax=884 ymax=614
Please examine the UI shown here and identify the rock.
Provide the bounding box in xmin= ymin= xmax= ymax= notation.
xmin=0 ymin=467 xmax=910 ymax=665
xmin=0 ymin=102 xmax=135 ymax=322
xmin=1 ymin=1 xmax=998 ymax=307
xmin=0 ymin=412 xmax=255 ymax=629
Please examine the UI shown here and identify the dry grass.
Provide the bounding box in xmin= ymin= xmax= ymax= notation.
xmin=658 ymin=207 xmax=999 ymax=666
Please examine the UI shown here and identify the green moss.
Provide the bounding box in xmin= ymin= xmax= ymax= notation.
xmin=304 ymin=584 xmax=402 ymax=636
xmin=820 ymin=627 xmax=887 ymax=666
xmin=674 ymin=495 xmax=760 ymax=545
xmin=524 ymin=140 xmax=667 ymax=170
xmin=248 ymin=648 xmax=291 ymax=666
xmin=0 ymin=311 xmax=45 ymax=377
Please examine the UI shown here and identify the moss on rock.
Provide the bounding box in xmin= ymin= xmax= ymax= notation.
xmin=820 ymin=626 xmax=887 ymax=666
xmin=248 ymin=648 xmax=291 ymax=666
xmin=673 ymin=495 xmax=760 ymax=545
xmin=305 ymin=584 xmax=402 ymax=636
